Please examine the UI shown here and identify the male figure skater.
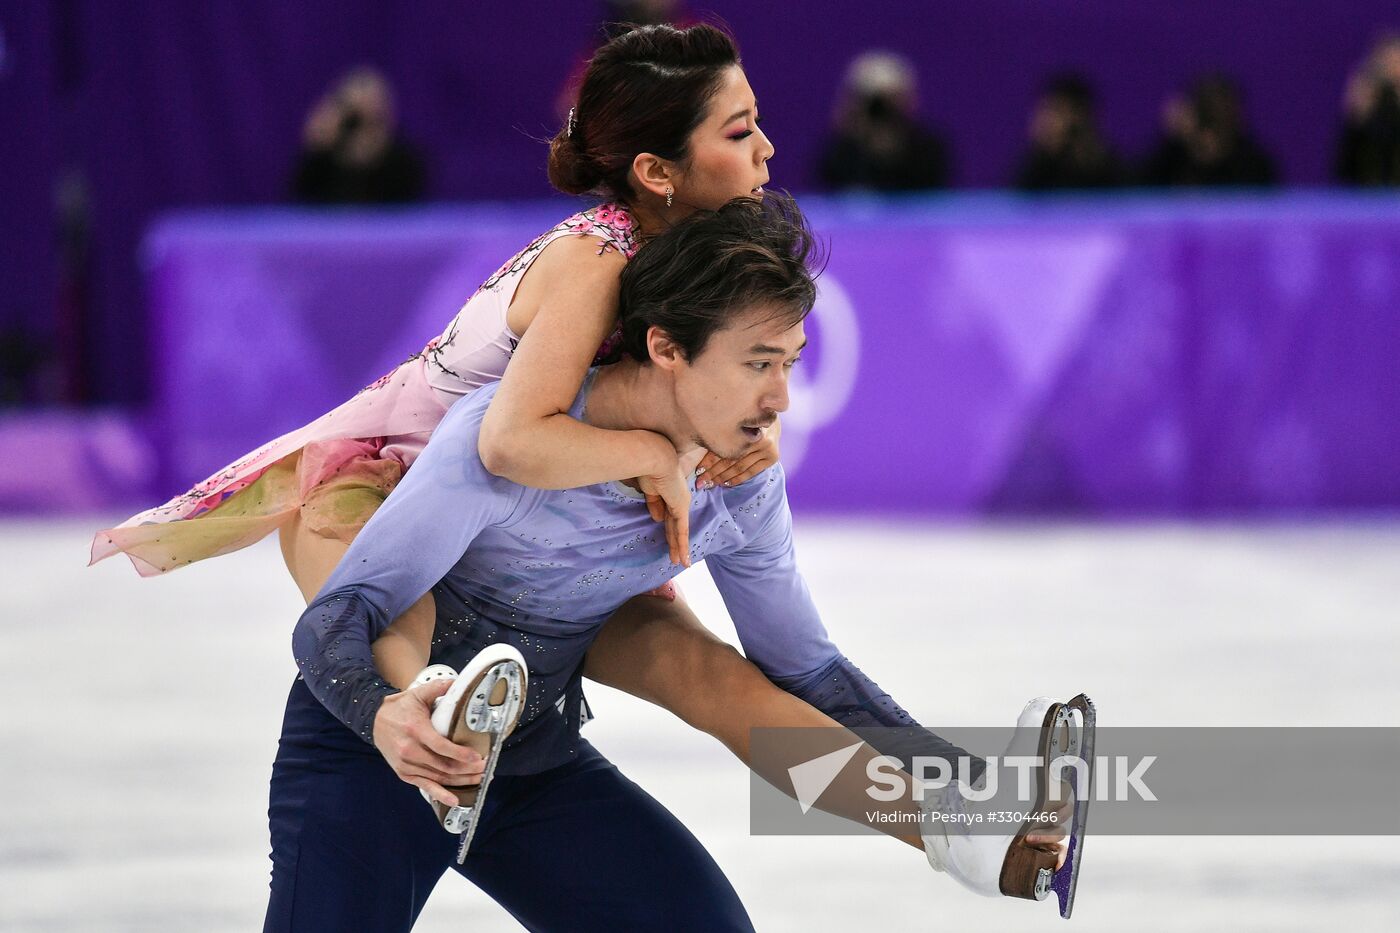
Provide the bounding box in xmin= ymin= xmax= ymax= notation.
xmin=276 ymin=196 xmax=1088 ymax=931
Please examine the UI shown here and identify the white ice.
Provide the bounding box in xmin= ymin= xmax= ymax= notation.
xmin=3 ymin=518 xmax=1398 ymax=932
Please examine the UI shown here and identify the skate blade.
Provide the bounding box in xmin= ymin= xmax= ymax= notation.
xmin=455 ymin=729 xmax=508 ymax=863
xmin=1052 ymin=694 xmax=1095 ymax=919
xmin=444 ymin=659 xmax=525 ymax=863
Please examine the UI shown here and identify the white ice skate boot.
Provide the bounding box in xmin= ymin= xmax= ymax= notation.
xmin=409 ymin=644 xmax=528 ymax=862
xmin=920 ymin=694 xmax=1095 ymax=919
xmin=410 ymin=664 xmax=459 ymax=688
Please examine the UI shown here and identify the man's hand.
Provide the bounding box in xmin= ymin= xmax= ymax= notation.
xmin=372 ymin=678 xmax=484 ymax=806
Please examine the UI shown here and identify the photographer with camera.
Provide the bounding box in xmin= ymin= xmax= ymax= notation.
xmin=816 ymin=51 xmax=949 ymax=192
xmin=1337 ymin=33 xmax=1400 ymax=186
xmin=293 ymin=68 xmax=425 ymax=205
xmin=1141 ymin=74 xmax=1276 ymax=188
xmin=1015 ymin=73 xmax=1124 ymax=191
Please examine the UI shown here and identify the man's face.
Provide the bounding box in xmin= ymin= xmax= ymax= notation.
xmin=668 ymin=306 xmax=805 ymax=461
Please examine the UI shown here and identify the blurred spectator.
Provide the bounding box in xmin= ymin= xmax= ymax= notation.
xmin=1336 ymin=33 xmax=1400 ymax=186
xmin=0 ymin=326 xmax=48 ymax=404
xmin=1141 ymin=75 xmax=1277 ymax=187
xmin=1016 ymin=74 xmax=1124 ymax=190
xmin=54 ymin=168 xmax=91 ymax=403
xmin=817 ymin=52 xmax=949 ymax=192
xmin=293 ymin=68 xmax=425 ymax=205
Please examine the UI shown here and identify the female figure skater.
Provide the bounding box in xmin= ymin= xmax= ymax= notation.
xmin=92 ymin=23 xmax=1086 ymax=921
xmin=92 ymin=22 xmax=791 ymax=800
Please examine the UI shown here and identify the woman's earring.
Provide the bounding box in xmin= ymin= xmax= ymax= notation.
xmin=665 ymin=186 xmax=674 ymax=209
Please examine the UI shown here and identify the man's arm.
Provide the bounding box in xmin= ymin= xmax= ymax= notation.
xmin=291 ymin=391 xmax=526 ymax=742
xmin=706 ymin=469 xmax=983 ymax=780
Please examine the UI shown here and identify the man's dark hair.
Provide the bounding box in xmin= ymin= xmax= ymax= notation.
xmin=615 ymin=192 xmax=822 ymax=363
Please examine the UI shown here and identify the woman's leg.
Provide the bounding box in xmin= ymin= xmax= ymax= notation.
xmin=278 ymin=511 xmax=436 ymax=690
xmin=584 ymin=595 xmax=926 ymax=850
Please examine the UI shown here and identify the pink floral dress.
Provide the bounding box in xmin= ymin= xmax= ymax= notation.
xmin=92 ymin=204 xmax=641 ymax=577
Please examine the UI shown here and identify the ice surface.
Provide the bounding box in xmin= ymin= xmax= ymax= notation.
xmin=4 ymin=519 xmax=1398 ymax=931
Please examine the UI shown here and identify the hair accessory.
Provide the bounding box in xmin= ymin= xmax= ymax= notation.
xmin=566 ymin=107 xmax=577 ymax=138
xmin=665 ymin=186 xmax=674 ymax=208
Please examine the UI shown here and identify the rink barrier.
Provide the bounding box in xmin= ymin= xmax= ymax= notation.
xmin=24 ymin=193 xmax=1400 ymax=516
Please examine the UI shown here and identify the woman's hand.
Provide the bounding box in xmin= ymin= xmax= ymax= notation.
xmin=637 ymin=460 xmax=691 ymax=567
xmin=697 ymin=428 xmax=781 ymax=490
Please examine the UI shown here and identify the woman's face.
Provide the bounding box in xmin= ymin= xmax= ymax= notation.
xmin=672 ymin=65 xmax=774 ymax=211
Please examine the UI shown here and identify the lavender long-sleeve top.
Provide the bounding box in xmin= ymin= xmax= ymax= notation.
xmin=293 ymin=371 xmax=968 ymax=775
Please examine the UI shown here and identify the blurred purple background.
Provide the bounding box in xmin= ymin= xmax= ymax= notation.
xmin=129 ymin=195 xmax=1400 ymax=518
xmin=2 ymin=2 xmax=1398 ymax=516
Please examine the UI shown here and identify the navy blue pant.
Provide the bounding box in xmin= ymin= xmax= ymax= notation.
xmin=264 ymin=679 xmax=754 ymax=932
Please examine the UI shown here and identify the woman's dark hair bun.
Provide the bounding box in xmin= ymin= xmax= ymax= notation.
xmin=547 ymin=23 xmax=740 ymax=201
xmin=546 ymin=130 xmax=599 ymax=196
